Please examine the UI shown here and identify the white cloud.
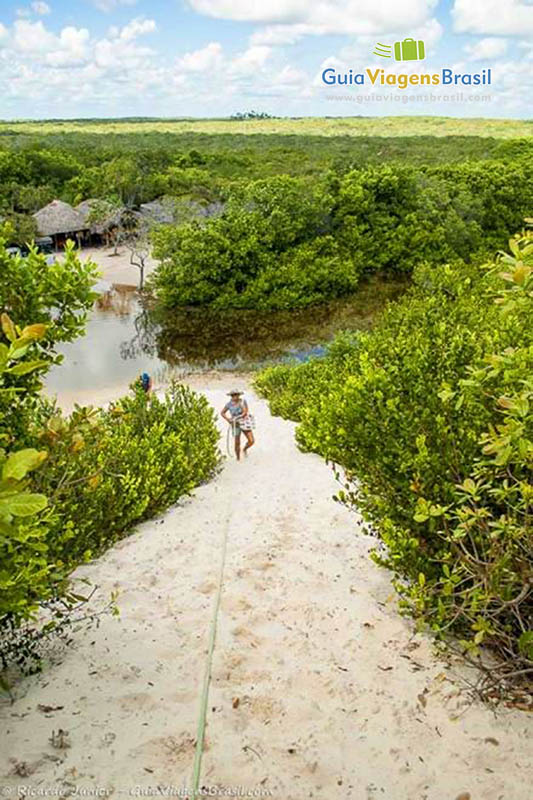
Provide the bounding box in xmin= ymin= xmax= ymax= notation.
xmin=93 ymin=36 xmax=154 ymax=69
xmin=89 ymin=17 xmax=156 ymax=70
xmin=452 ymin=0 xmax=533 ymax=36
xmin=92 ymin=0 xmax=138 ymax=11
xmin=251 ymin=24 xmax=322 ymax=46
xmin=464 ymin=37 xmax=508 ymax=60
xmin=187 ymin=0 xmax=438 ymax=35
xmin=119 ymin=18 xmax=157 ymax=41
xmin=13 ymin=19 xmax=56 ymax=53
xmin=31 ymin=1 xmax=51 ymax=14
xmin=4 ymin=14 xmax=159 ymax=94
xmin=230 ymin=45 xmax=271 ymax=75
xmin=12 ymin=19 xmax=90 ymax=65
xmin=186 ymin=0 xmax=308 ymax=24
xmin=177 ymin=41 xmax=223 ymax=72
xmin=274 ymin=64 xmax=307 ymax=85
xmin=46 ymin=27 xmax=90 ymax=67
xmin=0 ymin=2 xmax=530 ymax=120
xmin=249 ymin=3 xmax=443 ymax=48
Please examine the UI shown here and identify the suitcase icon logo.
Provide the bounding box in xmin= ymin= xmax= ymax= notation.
xmin=373 ymin=38 xmax=426 ymax=61
xmin=394 ymin=38 xmax=425 ymax=61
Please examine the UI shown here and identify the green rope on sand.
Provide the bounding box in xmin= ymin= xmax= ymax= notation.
xmin=190 ymin=511 xmax=231 ymax=798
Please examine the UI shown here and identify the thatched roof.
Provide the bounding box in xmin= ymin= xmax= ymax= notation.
xmin=139 ymin=197 xmax=225 ymax=225
xmin=33 ymin=200 xmax=86 ymax=237
xmin=76 ymin=199 xmax=126 ymax=234
xmin=201 ymin=200 xmax=225 ymax=219
xmin=140 ymin=198 xmax=179 ymax=225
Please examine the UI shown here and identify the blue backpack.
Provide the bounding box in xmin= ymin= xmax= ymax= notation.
xmin=141 ymin=372 xmax=150 ymax=392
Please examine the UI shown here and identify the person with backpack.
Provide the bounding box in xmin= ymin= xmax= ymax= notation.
xmin=221 ymin=389 xmax=255 ymax=461
xmin=140 ymin=372 xmax=153 ymax=395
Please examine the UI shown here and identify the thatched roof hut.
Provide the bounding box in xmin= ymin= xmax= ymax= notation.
xmin=33 ymin=200 xmax=86 ymax=237
xmin=139 ymin=197 xmax=225 ymax=226
xmin=140 ymin=198 xmax=179 ymax=225
xmin=76 ymin=199 xmax=125 ymax=235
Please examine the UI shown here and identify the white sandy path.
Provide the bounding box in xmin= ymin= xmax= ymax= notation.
xmin=1 ymin=375 xmax=532 ymax=799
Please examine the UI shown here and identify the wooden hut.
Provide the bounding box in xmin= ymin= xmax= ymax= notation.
xmin=33 ymin=200 xmax=87 ymax=249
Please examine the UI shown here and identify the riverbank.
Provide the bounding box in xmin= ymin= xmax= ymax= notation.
xmin=1 ymin=373 xmax=531 ymax=798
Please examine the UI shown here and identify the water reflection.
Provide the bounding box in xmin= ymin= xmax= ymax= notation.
xmin=45 ymin=276 xmax=407 ymax=398
xmin=45 ymin=284 xmax=163 ymax=397
xmin=149 ymin=275 xmax=406 ymax=367
xmin=95 ymin=283 xmax=137 ymax=316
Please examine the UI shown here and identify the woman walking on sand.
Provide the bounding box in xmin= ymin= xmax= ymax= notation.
xmin=221 ymin=389 xmax=255 ymax=461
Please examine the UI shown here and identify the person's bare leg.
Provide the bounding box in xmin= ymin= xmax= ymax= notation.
xmin=235 ymin=432 xmax=241 ymax=461
xmin=243 ymin=431 xmax=255 ymax=456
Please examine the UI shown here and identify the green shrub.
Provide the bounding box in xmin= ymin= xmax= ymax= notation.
xmin=256 ymin=232 xmax=533 ymax=693
xmin=0 ymin=316 xmax=58 ymax=633
xmin=1 ymin=379 xmax=221 ymax=672
xmin=150 ymin=163 xmax=532 ymax=311
xmin=0 ymin=240 xmax=98 ymax=350
xmin=254 ymin=331 xmax=360 ymax=423
xmin=33 ymin=382 xmax=221 ymax=569
xmin=238 ymin=237 xmax=360 ymax=310
xmin=0 ymin=240 xmax=98 ymax=449
xmin=150 ymin=175 xmax=341 ymax=310
xmin=334 ymin=161 xmax=532 ymax=275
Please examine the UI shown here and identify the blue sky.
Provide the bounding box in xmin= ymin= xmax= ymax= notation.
xmin=0 ymin=0 xmax=532 ymax=119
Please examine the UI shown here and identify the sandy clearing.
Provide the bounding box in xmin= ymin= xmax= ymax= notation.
xmin=1 ymin=374 xmax=532 ymax=799
xmin=56 ymin=245 xmax=158 ymax=288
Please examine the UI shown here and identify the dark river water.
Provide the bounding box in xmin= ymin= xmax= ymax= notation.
xmin=45 ymin=276 xmax=406 ymax=398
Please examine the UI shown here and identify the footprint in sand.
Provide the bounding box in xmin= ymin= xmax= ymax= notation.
xmin=213 ymin=651 xmax=271 ymax=687
xmin=130 ymin=733 xmax=198 ymax=769
xmin=117 ymin=692 xmax=160 ymax=712
xmin=223 ymin=596 xmax=252 ymax=614
xmin=231 ymin=625 xmax=262 ymax=648
xmin=240 ymin=694 xmax=285 ymax=722
xmin=197 ymin=579 xmax=217 ymax=595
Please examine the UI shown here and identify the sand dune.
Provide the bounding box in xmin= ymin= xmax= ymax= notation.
xmin=1 ymin=374 xmax=531 ymax=799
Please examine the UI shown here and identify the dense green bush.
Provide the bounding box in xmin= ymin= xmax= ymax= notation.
xmin=151 ymin=162 xmax=532 ymax=311
xmin=32 ymin=383 xmax=221 ymax=569
xmin=0 ymin=239 xmax=98 ymax=450
xmin=150 ymin=175 xmax=360 ymax=310
xmin=1 ymin=379 xmax=221 ymax=669
xmin=0 ymin=239 xmax=99 ymax=644
xmin=1 ymin=121 xmax=531 ymax=249
xmin=0 ymin=318 xmax=55 ymax=629
xmin=1 ymin=376 xmax=220 ymax=624
xmin=255 ymin=233 xmax=533 ymax=692
xmin=255 ymin=331 xmax=361 ymax=424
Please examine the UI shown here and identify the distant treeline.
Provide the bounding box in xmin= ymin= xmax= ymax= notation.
xmin=0 ymin=124 xmax=531 ymax=246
